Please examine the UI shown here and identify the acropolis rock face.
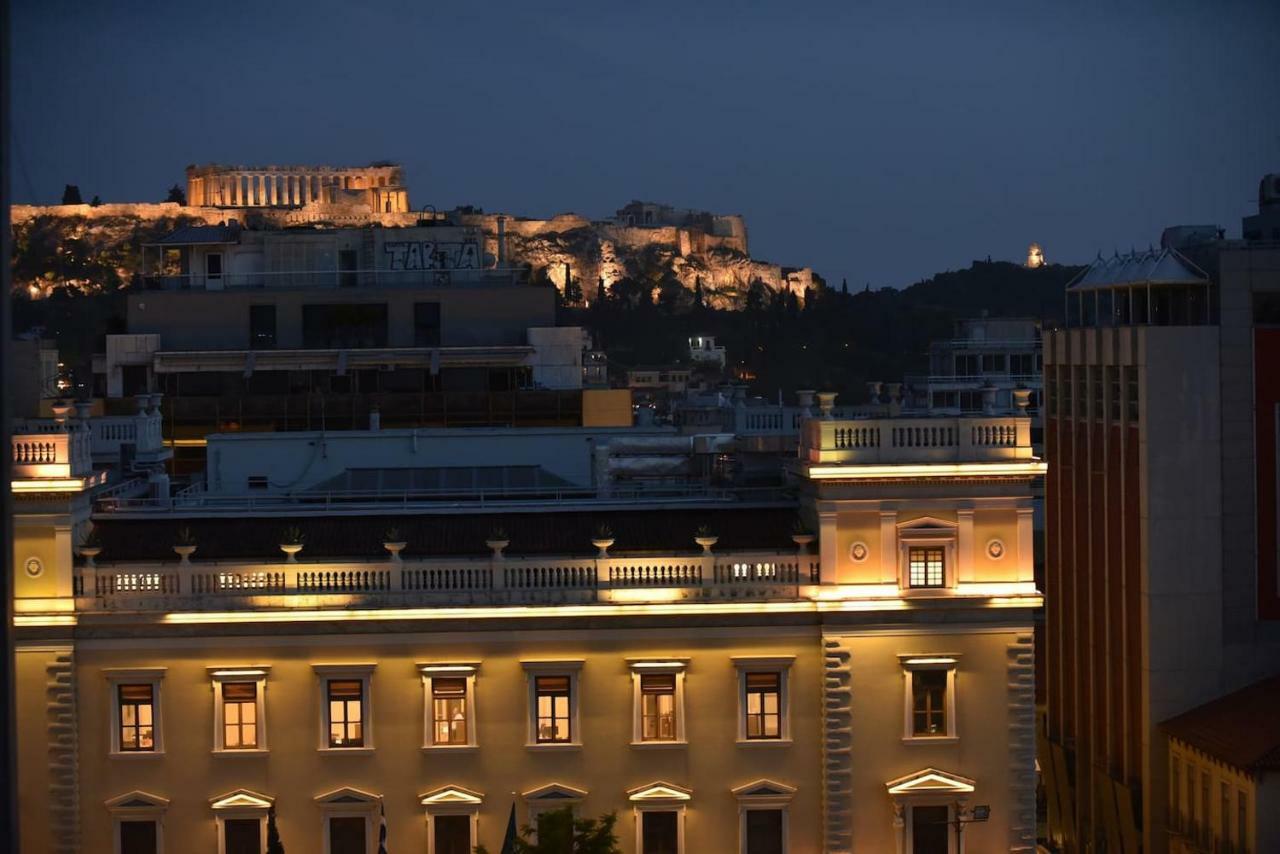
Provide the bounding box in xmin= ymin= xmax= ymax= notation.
xmin=10 ymin=166 xmax=818 ymax=307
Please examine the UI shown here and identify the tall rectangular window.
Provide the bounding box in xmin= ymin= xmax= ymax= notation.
xmin=431 ymin=677 xmax=468 ymax=746
xmin=911 ymin=670 xmax=948 ymax=736
xmin=434 ymin=814 xmax=472 ymax=854
xmin=119 ymin=820 xmax=157 ymax=854
xmin=1126 ymin=367 xmax=1139 ymax=421
xmin=641 ymin=811 xmax=679 ymax=854
xmin=327 ymin=680 xmax=364 ymax=748
xmin=249 ymin=305 xmax=276 ymax=350
xmin=414 ymin=302 xmax=442 ymax=347
xmin=118 ymin=684 xmax=155 ymax=752
xmin=745 ymin=672 xmax=782 ymax=740
xmin=1074 ymin=367 xmax=1087 ymax=418
xmin=640 ymin=674 xmax=677 ymax=742
xmin=1201 ymin=772 xmax=1211 ymax=847
xmin=328 ymin=816 xmax=367 ymax=854
xmin=745 ymin=809 xmax=783 ymax=854
xmin=535 ymin=676 xmax=571 ymax=743
xmin=223 ymin=818 xmax=261 ymax=854
xmin=908 ymin=547 xmax=945 ymax=588
xmin=1220 ymin=783 xmax=1230 ymax=850
xmin=1237 ymin=791 xmax=1247 ymax=850
xmin=222 ymin=682 xmax=258 ymax=749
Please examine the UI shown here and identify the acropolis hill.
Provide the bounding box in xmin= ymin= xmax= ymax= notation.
xmin=11 ymin=162 xmax=819 ymax=307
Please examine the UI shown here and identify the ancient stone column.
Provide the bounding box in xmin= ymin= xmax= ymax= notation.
xmin=301 ymin=174 xmax=310 ymax=205
xmin=270 ymin=175 xmax=278 ymax=206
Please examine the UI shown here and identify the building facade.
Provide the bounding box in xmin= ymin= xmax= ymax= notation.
xmin=1041 ymin=215 xmax=1280 ymax=851
xmin=12 ymin=407 xmax=1043 ymax=854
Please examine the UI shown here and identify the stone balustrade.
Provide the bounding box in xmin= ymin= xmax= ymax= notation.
xmin=72 ymin=550 xmax=820 ymax=611
xmin=11 ymin=430 xmax=92 ymax=479
xmin=802 ymin=415 xmax=1034 ymax=465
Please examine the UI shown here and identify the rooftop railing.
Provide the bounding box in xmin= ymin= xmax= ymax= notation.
xmin=11 ymin=430 xmax=93 ymax=479
xmin=73 ymin=549 xmax=820 ymax=611
xmin=141 ymin=268 xmax=528 ymax=292
xmin=802 ymin=415 xmax=1034 ymax=465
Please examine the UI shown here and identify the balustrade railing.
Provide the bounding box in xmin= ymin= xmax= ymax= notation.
xmin=73 ymin=549 xmax=820 ymax=611
xmin=804 ymin=415 xmax=1034 ymax=464
xmin=11 ymin=430 xmax=93 ymax=477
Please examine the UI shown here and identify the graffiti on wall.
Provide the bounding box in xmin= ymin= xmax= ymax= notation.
xmin=384 ymin=240 xmax=481 ymax=271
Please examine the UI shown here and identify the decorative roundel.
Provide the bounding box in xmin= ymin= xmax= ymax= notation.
xmin=24 ymin=556 xmax=44 ymax=578
xmin=850 ymin=542 xmax=869 ymax=562
xmin=986 ymin=539 xmax=1006 ymax=560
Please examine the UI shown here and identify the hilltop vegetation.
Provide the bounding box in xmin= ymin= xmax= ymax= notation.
xmin=572 ymin=260 xmax=1078 ymax=400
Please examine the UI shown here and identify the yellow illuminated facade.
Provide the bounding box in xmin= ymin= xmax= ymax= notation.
xmin=12 ymin=413 xmax=1042 ymax=854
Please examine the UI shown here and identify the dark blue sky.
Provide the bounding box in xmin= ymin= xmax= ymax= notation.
xmin=11 ymin=0 xmax=1280 ymax=286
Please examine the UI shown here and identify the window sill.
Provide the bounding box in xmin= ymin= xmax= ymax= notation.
xmin=318 ymin=746 xmax=376 ymax=755
xmin=902 ymin=735 xmax=959 ymax=745
xmin=213 ymin=748 xmax=269 ymax=757
xmin=421 ymin=744 xmax=479 ymax=754
xmin=109 ymin=750 xmax=164 ymax=759
xmin=525 ymin=742 xmax=582 ymax=752
xmin=629 ymin=740 xmax=688 ymax=750
xmin=736 ymin=738 xmax=793 ymax=748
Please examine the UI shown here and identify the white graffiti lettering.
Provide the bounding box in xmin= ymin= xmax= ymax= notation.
xmin=384 ymin=240 xmax=481 ymax=271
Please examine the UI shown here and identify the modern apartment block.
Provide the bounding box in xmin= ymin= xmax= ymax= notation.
xmin=902 ymin=317 xmax=1044 ymax=419
xmin=12 ymin=405 xmax=1042 ymax=854
xmin=1041 ymin=199 xmax=1280 ymax=852
xmin=98 ymin=220 xmax=624 ymax=472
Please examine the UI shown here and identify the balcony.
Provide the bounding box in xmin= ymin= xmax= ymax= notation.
xmin=11 ymin=429 xmax=93 ymax=482
xmin=801 ymin=415 xmax=1036 ymax=466
xmin=16 ymin=409 xmax=169 ymax=468
xmin=72 ymin=550 xmax=821 ymax=611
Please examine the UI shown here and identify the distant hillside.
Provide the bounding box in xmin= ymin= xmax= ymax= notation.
xmin=572 ymin=260 xmax=1080 ymax=401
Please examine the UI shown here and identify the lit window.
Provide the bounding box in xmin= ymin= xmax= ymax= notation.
xmin=629 ymin=662 xmax=687 ymax=747
xmin=911 ymin=671 xmax=947 ymax=736
xmin=315 ymin=665 xmax=375 ymax=752
xmin=223 ymin=683 xmax=258 ymax=749
xmin=641 ymin=674 xmax=677 ymax=741
xmin=908 ymin=547 xmax=945 ymax=588
xmin=745 ymin=673 xmax=781 ymax=740
xmin=432 ymin=678 xmax=468 ymax=746
xmin=119 ymin=685 xmax=155 ymax=752
xmin=536 ymin=676 xmax=572 ymax=743
xmin=328 ymin=680 xmax=364 ymax=747
xmin=523 ymin=662 xmax=582 ymax=748
xmin=210 ymin=668 xmax=269 ymax=753
xmin=106 ymin=669 xmax=165 ymax=757
xmin=901 ymin=656 xmax=958 ymax=741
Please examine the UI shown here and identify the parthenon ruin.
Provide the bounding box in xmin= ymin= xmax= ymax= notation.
xmin=185 ymin=163 xmax=410 ymax=213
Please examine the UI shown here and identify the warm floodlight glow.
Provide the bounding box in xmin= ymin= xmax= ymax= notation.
xmin=806 ymin=461 xmax=1047 ymax=480
xmin=903 ymin=657 xmax=958 ymax=666
xmin=11 ymin=478 xmax=88 ymax=493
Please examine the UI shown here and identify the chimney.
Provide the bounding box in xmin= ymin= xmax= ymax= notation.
xmin=496 ymin=215 xmax=507 ymax=268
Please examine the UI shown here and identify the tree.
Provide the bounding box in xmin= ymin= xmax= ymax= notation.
xmin=89 ymin=195 xmax=102 ymax=207
xmin=61 ymin=185 xmax=83 ymax=205
xmin=841 ymin=277 xmax=848 ymax=294
xmin=165 ymin=184 xmax=187 ymax=205
xmin=564 ymin=272 xmax=583 ymax=305
xmin=266 ymin=805 xmax=284 ymax=854
xmin=693 ymin=276 xmax=705 ymax=308
xmin=475 ymin=807 xmax=621 ymax=854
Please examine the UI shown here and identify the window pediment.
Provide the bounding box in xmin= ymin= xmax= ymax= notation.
xmin=419 ymin=785 xmax=484 ymax=806
xmin=314 ymin=786 xmax=380 ymax=805
xmin=896 ymin=516 xmax=957 ymax=531
xmin=523 ymin=783 xmax=588 ymax=802
xmin=105 ymin=790 xmax=169 ymax=811
xmin=885 ymin=768 xmax=975 ymax=797
xmin=627 ymin=781 xmax=692 ymax=803
xmin=210 ymin=789 xmax=273 ymax=810
xmin=731 ymin=779 xmax=797 ymax=801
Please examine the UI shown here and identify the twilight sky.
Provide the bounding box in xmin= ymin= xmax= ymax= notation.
xmin=10 ymin=0 xmax=1280 ymax=287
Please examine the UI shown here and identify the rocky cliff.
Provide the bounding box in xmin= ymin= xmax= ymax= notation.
xmin=10 ymin=202 xmax=819 ymax=307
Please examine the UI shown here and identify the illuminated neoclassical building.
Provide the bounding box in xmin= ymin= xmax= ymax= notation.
xmin=12 ymin=401 xmax=1043 ymax=854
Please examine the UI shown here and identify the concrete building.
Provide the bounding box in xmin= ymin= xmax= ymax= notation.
xmin=1040 ymin=195 xmax=1280 ymax=851
xmin=97 ymin=221 xmax=627 ymax=472
xmin=12 ymin=404 xmax=1043 ymax=854
xmin=1162 ymin=675 xmax=1280 ymax=854
xmin=902 ymin=318 xmax=1043 ymax=420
